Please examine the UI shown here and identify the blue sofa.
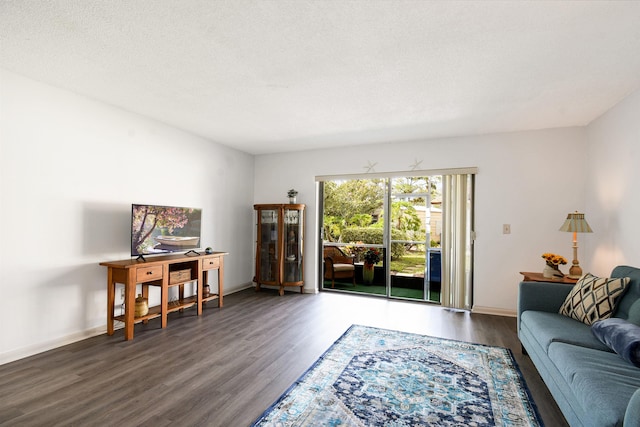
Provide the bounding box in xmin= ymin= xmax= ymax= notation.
xmin=518 ymin=265 xmax=640 ymax=427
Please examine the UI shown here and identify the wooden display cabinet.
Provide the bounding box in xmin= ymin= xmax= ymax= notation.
xmin=254 ymin=204 xmax=305 ymax=296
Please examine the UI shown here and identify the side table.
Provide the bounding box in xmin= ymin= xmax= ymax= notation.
xmin=520 ymin=271 xmax=578 ymax=285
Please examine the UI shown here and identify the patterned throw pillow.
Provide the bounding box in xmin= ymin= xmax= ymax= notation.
xmin=559 ymin=273 xmax=630 ymax=325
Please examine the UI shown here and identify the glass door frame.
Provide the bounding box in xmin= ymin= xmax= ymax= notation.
xmin=318 ymin=174 xmax=441 ymax=303
xmin=318 ymin=178 xmax=388 ymax=296
xmin=387 ymin=178 xmax=437 ymax=302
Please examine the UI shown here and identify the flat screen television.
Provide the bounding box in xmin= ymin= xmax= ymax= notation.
xmin=131 ymin=204 xmax=202 ymax=258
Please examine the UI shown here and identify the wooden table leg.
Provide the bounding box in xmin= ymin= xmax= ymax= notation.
xmin=107 ymin=268 xmax=115 ymax=336
xmin=197 ymin=261 xmax=203 ymax=315
xmin=218 ymin=259 xmax=224 ymax=308
xmin=161 ymin=264 xmax=168 ymax=329
xmin=124 ymin=269 xmax=136 ymax=340
xmin=178 ymin=284 xmax=184 ymax=313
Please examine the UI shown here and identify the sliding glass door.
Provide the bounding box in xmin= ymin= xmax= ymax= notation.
xmin=388 ymin=176 xmax=441 ymax=302
xmin=319 ymin=170 xmax=473 ymax=306
xmin=320 ymin=178 xmax=387 ymax=296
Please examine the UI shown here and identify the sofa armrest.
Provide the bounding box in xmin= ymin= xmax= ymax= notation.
xmin=624 ymin=388 xmax=640 ymax=427
xmin=517 ymin=281 xmax=574 ymax=330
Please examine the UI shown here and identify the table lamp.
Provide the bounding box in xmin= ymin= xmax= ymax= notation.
xmin=559 ymin=211 xmax=593 ymax=279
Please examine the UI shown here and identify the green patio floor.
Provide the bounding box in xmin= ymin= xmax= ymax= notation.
xmin=323 ymin=280 xmax=440 ymax=302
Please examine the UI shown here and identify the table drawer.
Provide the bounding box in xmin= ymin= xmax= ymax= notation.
xmin=202 ymin=256 xmax=220 ymax=270
xmin=136 ymin=266 xmax=163 ymax=283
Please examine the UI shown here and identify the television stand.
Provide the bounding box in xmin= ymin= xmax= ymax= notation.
xmin=100 ymin=251 xmax=227 ymax=341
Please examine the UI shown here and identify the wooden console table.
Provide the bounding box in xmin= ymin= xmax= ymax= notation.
xmin=100 ymin=251 xmax=227 ymax=340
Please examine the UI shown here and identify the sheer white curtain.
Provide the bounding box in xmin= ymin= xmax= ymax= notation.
xmin=440 ymin=174 xmax=474 ymax=310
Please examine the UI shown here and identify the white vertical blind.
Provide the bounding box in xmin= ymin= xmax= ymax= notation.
xmin=440 ymin=174 xmax=474 ymax=310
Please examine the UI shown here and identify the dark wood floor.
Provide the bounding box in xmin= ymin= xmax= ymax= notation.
xmin=0 ymin=288 xmax=568 ymax=426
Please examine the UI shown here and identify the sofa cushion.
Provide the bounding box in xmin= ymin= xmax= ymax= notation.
xmin=611 ymin=265 xmax=640 ymax=323
xmin=628 ymin=299 xmax=640 ymax=326
xmin=520 ymin=310 xmax=611 ymax=353
xmin=559 ymin=273 xmax=630 ymax=325
xmin=548 ymin=342 xmax=640 ymax=427
xmin=592 ymin=318 xmax=640 ymax=367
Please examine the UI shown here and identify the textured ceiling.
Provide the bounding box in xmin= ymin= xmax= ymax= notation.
xmin=1 ymin=1 xmax=640 ymax=155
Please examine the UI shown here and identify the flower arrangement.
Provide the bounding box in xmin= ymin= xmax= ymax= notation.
xmin=541 ymin=253 xmax=568 ymax=268
xmin=345 ymin=242 xmax=365 ymax=262
xmin=363 ymin=248 xmax=382 ymax=265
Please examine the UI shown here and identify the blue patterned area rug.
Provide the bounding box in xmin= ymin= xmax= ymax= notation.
xmin=252 ymin=325 xmax=542 ymax=427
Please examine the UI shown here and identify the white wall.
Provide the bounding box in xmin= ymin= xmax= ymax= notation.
xmin=585 ymin=89 xmax=640 ymax=273
xmin=3 ymin=64 xmax=634 ymax=363
xmin=0 ymin=69 xmax=255 ymax=364
xmin=254 ymin=127 xmax=587 ymax=315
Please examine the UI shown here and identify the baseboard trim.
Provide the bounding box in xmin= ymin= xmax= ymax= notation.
xmin=0 ymin=325 xmax=106 ymax=366
xmin=226 ymin=283 xmax=255 ymax=294
xmin=250 ymin=284 xmax=317 ymax=294
xmin=472 ymin=306 xmax=517 ymax=317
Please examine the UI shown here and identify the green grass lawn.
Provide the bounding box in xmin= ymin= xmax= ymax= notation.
xmin=390 ymin=250 xmax=426 ymax=275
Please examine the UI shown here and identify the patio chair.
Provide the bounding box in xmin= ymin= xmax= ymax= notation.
xmin=323 ymin=246 xmax=356 ymax=288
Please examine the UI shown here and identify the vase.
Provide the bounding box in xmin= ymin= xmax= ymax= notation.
xmin=543 ymin=264 xmax=561 ymax=279
xmin=134 ymin=294 xmax=149 ymax=317
xmin=363 ymin=263 xmax=375 ymax=284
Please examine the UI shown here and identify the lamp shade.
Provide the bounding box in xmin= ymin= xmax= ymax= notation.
xmin=559 ymin=212 xmax=593 ymax=233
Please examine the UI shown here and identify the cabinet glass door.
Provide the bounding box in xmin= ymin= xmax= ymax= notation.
xmin=283 ymin=208 xmax=303 ymax=283
xmin=258 ymin=209 xmax=279 ymax=283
